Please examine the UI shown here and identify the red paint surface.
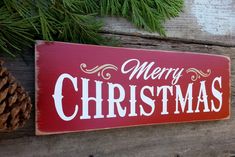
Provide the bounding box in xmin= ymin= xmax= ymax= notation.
xmin=35 ymin=41 xmax=230 ymax=135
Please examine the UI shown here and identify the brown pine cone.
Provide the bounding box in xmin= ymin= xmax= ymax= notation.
xmin=0 ymin=60 xmax=32 ymax=131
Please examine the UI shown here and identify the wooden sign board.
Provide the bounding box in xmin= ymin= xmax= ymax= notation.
xmin=35 ymin=41 xmax=230 ymax=135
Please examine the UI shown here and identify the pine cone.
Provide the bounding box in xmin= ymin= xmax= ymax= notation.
xmin=0 ymin=60 xmax=32 ymax=131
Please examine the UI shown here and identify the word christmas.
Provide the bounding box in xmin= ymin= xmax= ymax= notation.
xmin=36 ymin=41 xmax=230 ymax=135
xmin=52 ymin=60 xmax=222 ymax=121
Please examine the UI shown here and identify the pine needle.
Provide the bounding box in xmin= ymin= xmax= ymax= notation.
xmin=99 ymin=0 xmax=184 ymax=36
xmin=0 ymin=6 xmax=34 ymax=57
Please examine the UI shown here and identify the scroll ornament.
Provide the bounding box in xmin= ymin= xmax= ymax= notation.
xmin=80 ymin=63 xmax=118 ymax=80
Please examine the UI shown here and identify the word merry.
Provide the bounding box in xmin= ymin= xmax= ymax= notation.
xmin=121 ymin=59 xmax=184 ymax=85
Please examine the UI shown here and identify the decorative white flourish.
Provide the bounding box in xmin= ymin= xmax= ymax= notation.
xmin=186 ymin=68 xmax=211 ymax=81
xmin=80 ymin=63 xmax=118 ymax=80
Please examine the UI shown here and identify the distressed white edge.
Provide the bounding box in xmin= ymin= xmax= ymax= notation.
xmin=35 ymin=40 xmax=44 ymax=135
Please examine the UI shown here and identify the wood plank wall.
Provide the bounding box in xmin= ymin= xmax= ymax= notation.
xmin=0 ymin=0 xmax=234 ymax=156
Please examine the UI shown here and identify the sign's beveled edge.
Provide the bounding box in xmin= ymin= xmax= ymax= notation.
xmin=36 ymin=116 xmax=231 ymax=136
xmin=35 ymin=40 xmax=45 ymax=135
xmin=35 ymin=40 xmax=231 ymax=60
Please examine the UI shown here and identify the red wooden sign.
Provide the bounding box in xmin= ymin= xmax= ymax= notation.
xmin=35 ymin=41 xmax=230 ymax=135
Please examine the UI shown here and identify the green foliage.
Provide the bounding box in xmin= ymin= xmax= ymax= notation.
xmin=99 ymin=0 xmax=184 ymax=36
xmin=0 ymin=0 xmax=184 ymax=56
xmin=0 ymin=6 xmax=34 ymax=57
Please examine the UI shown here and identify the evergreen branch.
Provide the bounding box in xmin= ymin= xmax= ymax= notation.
xmin=100 ymin=0 xmax=122 ymax=16
xmin=99 ymin=0 xmax=184 ymax=36
xmin=50 ymin=1 xmax=110 ymax=44
xmin=0 ymin=0 xmax=184 ymax=56
xmin=36 ymin=1 xmax=58 ymax=41
xmin=0 ymin=6 xmax=34 ymax=57
xmin=154 ymin=0 xmax=184 ymax=19
xmin=3 ymin=0 xmax=39 ymax=33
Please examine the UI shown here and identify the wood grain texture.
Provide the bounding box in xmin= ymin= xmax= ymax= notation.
xmin=0 ymin=33 xmax=234 ymax=157
xmin=103 ymin=0 xmax=235 ymax=46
